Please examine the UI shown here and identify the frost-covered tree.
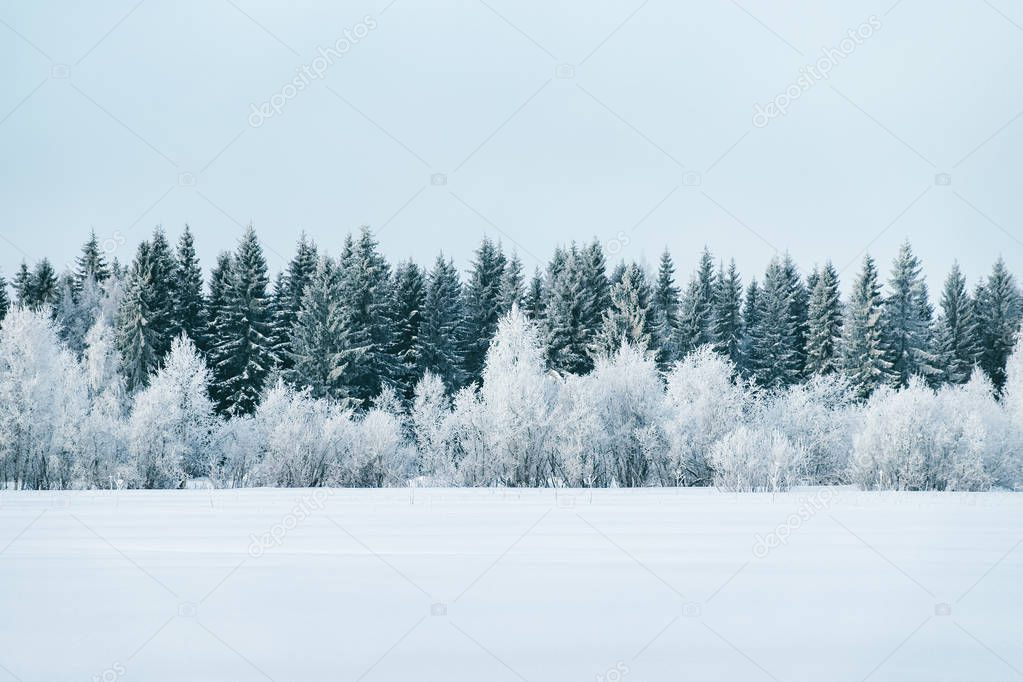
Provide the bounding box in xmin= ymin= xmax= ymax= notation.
xmin=739 ymin=279 xmax=764 ymax=379
xmin=935 ymin=262 xmax=978 ymax=384
xmin=461 ymin=237 xmax=506 ymax=384
xmin=650 ymin=250 xmax=681 ymax=370
xmin=417 ymin=255 xmax=465 ymax=392
xmin=595 ymin=263 xmax=657 ymax=356
xmin=975 ymin=257 xmax=1022 ymax=392
xmin=128 ymin=334 xmax=217 ymax=486
xmin=805 ymin=261 xmax=842 ymax=376
xmin=78 ymin=319 xmax=129 ymax=488
xmin=477 ymin=305 xmax=559 ymax=486
xmin=410 ymin=372 xmax=452 ymax=480
xmin=883 ymin=242 xmax=940 ymax=387
xmin=497 ymin=253 xmax=524 ymax=314
xmin=117 ymin=242 xmax=162 ymax=391
xmin=711 ymin=259 xmax=743 ymax=367
xmin=0 ymin=307 xmax=87 ymax=489
xmin=271 ymin=234 xmax=317 ymax=370
xmin=659 ymin=346 xmax=747 ymax=486
xmin=211 ymin=226 xmax=275 ymax=415
xmin=0 ymin=273 xmax=9 ymax=325
xmin=748 ymin=257 xmax=802 ymax=390
xmin=544 ymin=245 xmax=594 ymax=375
xmin=287 ymin=257 xmax=341 ymax=399
xmin=76 ymin=230 xmax=110 ymax=288
xmin=710 ymin=426 xmax=801 ymax=492
xmin=842 ymin=255 xmax=892 ymax=398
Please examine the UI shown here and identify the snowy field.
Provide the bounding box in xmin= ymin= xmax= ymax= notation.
xmin=1 ymin=488 xmax=1021 ymax=681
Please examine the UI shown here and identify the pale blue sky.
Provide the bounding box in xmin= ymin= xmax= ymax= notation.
xmin=2 ymin=0 xmax=1021 ymax=291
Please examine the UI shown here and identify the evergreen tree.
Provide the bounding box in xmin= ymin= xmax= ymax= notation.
xmin=739 ymin=279 xmax=764 ymax=378
xmin=271 ymin=234 xmax=318 ymax=370
xmin=780 ymin=253 xmax=809 ymax=377
xmin=975 ymin=257 xmax=1022 ymax=391
xmin=13 ymin=262 xmax=31 ymax=306
xmin=28 ymin=259 xmax=58 ymax=310
xmin=116 ymin=241 xmax=161 ymax=391
xmin=329 ymin=227 xmax=397 ymax=406
xmin=883 ymin=242 xmax=940 ymax=387
xmin=146 ymin=227 xmax=177 ymax=360
xmin=579 ymin=239 xmax=611 ymax=335
xmin=805 ymin=261 xmax=842 ymax=376
xmin=842 ymin=255 xmax=892 ymax=398
xmin=390 ymin=259 xmax=426 ymax=400
xmin=711 ymin=258 xmax=743 ymax=367
xmin=417 ymin=255 xmax=466 ymax=392
xmin=497 ymin=253 xmax=524 ymax=314
xmin=595 ymin=263 xmax=657 ymax=355
xmin=650 ymin=249 xmax=681 ymax=369
xmin=461 ymin=237 xmax=506 ymax=383
xmin=935 ymin=262 xmax=978 ymax=384
xmin=748 ymin=257 xmax=802 ymax=389
xmin=544 ymin=245 xmax=592 ymax=374
xmin=676 ymin=248 xmax=715 ymax=356
xmin=76 ymin=230 xmax=110 ymax=288
xmin=288 ymin=256 xmax=342 ymax=399
xmin=523 ymin=269 xmax=546 ymax=322
xmin=172 ymin=226 xmax=206 ymax=347
xmin=0 ymin=272 xmax=8 ymax=325
xmin=211 ymin=226 xmax=275 ymax=415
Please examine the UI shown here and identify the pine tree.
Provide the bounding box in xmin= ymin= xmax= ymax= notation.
xmin=28 ymin=259 xmax=58 ymax=310
xmin=497 ymin=253 xmax=524 ymax=314
xmin=523 ymin=269 xmax=545 ymax=322
xmin=842 ymin=255 xmax=892 ymax=398
xmin=805 ymin=261 xmax=842 ymax=376
xmin=417 ymin=255 xmax=466 ymax=392
xmin=0 ymin=273 xmax=9 ymax=325
xmin=543 ymin=245 xmax=592 ymax=374
xmin=935 ymin=262 xmax=978 ymax=384
xmin=13 ymin=262 xmax=31 ymax=307
xmin=595 ymin=263 xmax=657 ymax=355
xmin=780 ymin=253 xmax=809 ymax=377
xmin=883 ymin=241 xmax=940 ymax=387
xmin=390 ymin=259 xmax=426 ymax=401
xmin=329 ymin=227 xmax=397 ymax=406
xmin=211 ymin=226 xmax=275 ymax=415
xmin=76 ymin=230 xmax=110 ymax=288
xmin=172 ymin=226 xmax=206 ymax=347
xmin=146 ymin=227 xmax=177 ymax=360
xmin=288 ymin=256 xmax=342 ymax=399
xmin=579 ymin=239 xmax=611 ymax=336
xmin=676 ymin=247 xmax=715 ymax=356
xmin=271 ymin=234 xmax=318 ymax=371
xmin=711 ymin=258 xmax=743 ymax=367
xmin=461 ymin=237 xmax=506 ymax=384
xmin=117 ymin=241 xmax=161 ymax=391
xmin=739 ymin=279 xmax=764 ymax=379
xmin=748 ymin=257 xmax=802 ymax=390
xmin=975 ymin=257 xmax=1022 ymax=392
xmin=650 ymin=250 xmax=681 ymax=369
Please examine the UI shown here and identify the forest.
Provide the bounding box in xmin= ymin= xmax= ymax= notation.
xmin=0 ymin=225 xmax=1021 ymax=491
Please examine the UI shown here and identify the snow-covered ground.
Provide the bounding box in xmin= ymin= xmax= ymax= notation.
xmin=1 ymin=487 xmax=1020 ymax=681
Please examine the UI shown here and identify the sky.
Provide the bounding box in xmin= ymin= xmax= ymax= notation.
xmin=2 ymin=0 xmax=1022 ymax=291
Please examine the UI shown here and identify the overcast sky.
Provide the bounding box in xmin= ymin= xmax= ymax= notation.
xmin=2 ymin=0 xmax=1022 ymax=291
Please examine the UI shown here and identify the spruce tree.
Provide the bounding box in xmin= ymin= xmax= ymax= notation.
xmin=544 ymin=245 xmax=592 ymax=374
xmin=711 ymin=258 xmax=743 ymax=368
xmin=523 ymin=269 xmax=546 ymax=322
xmin=173 ymin=226 xmax=206 ymax=347
xmin=883 ymin=242 xmax=940 ymax=387
xmin=13 ymin=262 xmax=31 ymax=306
xmin=650 ymin=249 xmax=681 ymax=369
xmin=975 ymin=257 xmax=1022 ymax=391
xmin=329 ymin=227 xmax=396 ymax=406
xmin=461 ymin=237 xmax=506 ymax=383
xmin=805 ymin=261 xmax=842 ymax=376
xmin=117 ymin=241 xmax=161 ymax=391
xmin=417 ymin=254 xmax=466 ymax=391
xmin=740 ymin=278 xmax=765 ymax=379
xmin=271 ymin=234 xmax=318 ymax=370
xmin=76 ymin=230 xmax=110 ymax=288
xmin=146 ymin=227 xmax=177 ymax=360
xmin=288 ymin=256 xmax=342 ymax=399
xmin=29 ymin=259 xmax=58 ymax=310
xmin=390 ymin=259 xmax=426 ymax=400
xmin=842 ymin=255 xmax=892 ymax=398
xmin=676 ymin=247 xmax=715 ymax=356
xmin=780 ymin=253 xmax=809 ymax=377
xmin=595 ymin=263 xmax=657 ymax=355
xmin=935 ymin=262 xmax=978 ymax=384
xmin=0 ymin=273 xmax=9 ymax=324
xmin=211 ymin=226 xmax=275 ymax=415
xmin=749 ymin=257 xmax=802 ymax=389
xmin=579 ymin=239 xmax=611 ymax=335
xmin=497 ymin=253 xmax=524 ymax=314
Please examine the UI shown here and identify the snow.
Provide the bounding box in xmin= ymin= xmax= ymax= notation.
xmin=1 ymin=487 xmax=1021 ymax=681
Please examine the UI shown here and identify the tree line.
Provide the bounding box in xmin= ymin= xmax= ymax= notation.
xmin=2 ymin=225 xmax=1020 ymax=411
